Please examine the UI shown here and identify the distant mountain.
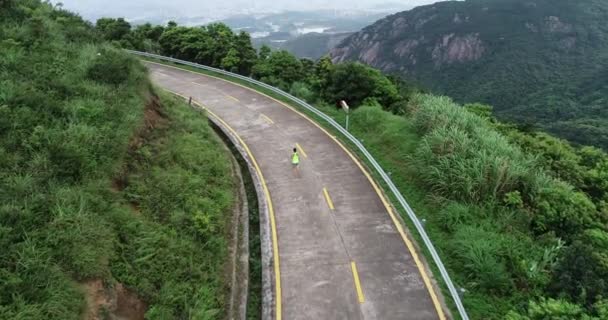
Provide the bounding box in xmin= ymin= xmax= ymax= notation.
xmin=281 ymin=32 xmax=353 ymax=59
xmin=221 ymin=9 xmax=401 ymax=59
xmin=331 ymin=0 xmax=608 ymax=149
xmin=253 ymin=32 xmax=352 ymax=59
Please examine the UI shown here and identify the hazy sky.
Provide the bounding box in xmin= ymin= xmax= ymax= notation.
xmin=54 ymin=0 xmax=443 ymax=21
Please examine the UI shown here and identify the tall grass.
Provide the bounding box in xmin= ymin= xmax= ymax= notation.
xmin=114 ymin=92 xmax=235 ymax=318
xmin=409 ymin=94 xmax=540 ymax=204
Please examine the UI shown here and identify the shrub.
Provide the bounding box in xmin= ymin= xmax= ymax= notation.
xmin=505 ymin=298 xmax=589 ymax=320
xmin=530 ymin=180 xmax=597 ymax=238
xmin=552 ymin=229 xmax=608 ymax=306
xmin=451 ymin=225 xmax=513 ymax=293
xmin=289 ymin=81 xmax=316 ymax=102
xmin=86 ymin=48 xmax=133 ymax=86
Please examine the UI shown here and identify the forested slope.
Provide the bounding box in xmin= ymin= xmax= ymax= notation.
xmin=0 ymin=2 xmax=236 ymax=318
xmin=330 ymin=0 xmax=608 ymax=150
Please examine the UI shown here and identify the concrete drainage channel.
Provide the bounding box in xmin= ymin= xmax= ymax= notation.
xmin=191 ymin=103 xmax=274 ymax=320
xmin=224 ymin=132 xmax=250 ymax=320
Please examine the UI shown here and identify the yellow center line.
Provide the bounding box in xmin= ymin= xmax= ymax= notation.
xmin=191 ymin=81 xmax=240 ymax=103
xmin=261 ymin=114 xmax=275 ymax=124
xmin=351 ymin=262 xmax=365 ymax=303
xmin=191 ymin=81 xmax=224 ymax=95
xmin=323 ymin=187 xmax=335 ymax=211
xmin=295 ymin=142 xmax=308 ymax=158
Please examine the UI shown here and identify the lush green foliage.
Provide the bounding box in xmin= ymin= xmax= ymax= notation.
xmin=1 ymin=2 xmax=236 ymax=318
xmin=113 ymin=93 xmax=234 ymax=318
xmin=142 ymin=37 xmax=608 ymax=320
xmin=103 ymin=20 xmax=421 ymax=109
xmin=99 ymin=10 xmax=608 ymax=318
xmin=302 ymin=94 xmax=608 ymax=318
xmin=331 ymin=0 xmax=608 ymax=150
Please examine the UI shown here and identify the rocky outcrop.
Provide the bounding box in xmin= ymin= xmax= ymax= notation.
xmin=329 ymin=0 xmax=588 ymax=82
xmin=431 ymin=33 xmax=485 ymax=66
xmin=544 ymin=16 xmax=572 ymax=33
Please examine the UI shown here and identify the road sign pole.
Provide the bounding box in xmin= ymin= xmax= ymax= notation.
xmin=346 ymin=114 xmax=350 ymax=131
xmin=340 ymin=100 xmax=350 ymax=132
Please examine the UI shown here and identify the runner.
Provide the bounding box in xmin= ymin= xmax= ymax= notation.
xmin=291 ymin=147 xmax=300 ymax=178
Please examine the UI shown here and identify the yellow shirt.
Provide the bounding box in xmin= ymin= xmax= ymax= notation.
xmin=291 ymin=152 xmax=300 ymax=164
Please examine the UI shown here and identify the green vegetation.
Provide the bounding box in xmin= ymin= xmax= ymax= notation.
xmin=331 ymin=0 xmax=608 ymax=150
xmin=4 ymin=1 xmax=607 ymax=318
xmin=114 ymin=93 xmax=235 ymax=319
xmin=1 ymin=2 xmax=236 ymax=319
xmin=97 ymin=19 xmax=420 ymax=113
xmin=142 ymin=55 xmax=608 ymax=318
xmin=310 ymin=96 xmax=608 ymax=319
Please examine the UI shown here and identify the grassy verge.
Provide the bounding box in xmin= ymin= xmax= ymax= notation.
xmin=139 ymin=57 xmax=462 ymax=317
xmin=110 ymin=91 xmax=236 ymax=318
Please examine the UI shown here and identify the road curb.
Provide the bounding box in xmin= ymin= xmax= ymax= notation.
xmin=207 ymin=111 xmax=276 ymax=320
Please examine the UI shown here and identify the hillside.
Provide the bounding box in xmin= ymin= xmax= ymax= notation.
xmin=254 ymin=32 xmax=352 ymax=59
xmin=0 ymin=2 xmax=237 ymax=319
xmin=330 ymin=0 xmax=608 ymax=150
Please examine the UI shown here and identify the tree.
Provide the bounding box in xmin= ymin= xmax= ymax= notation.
xmin=95 ymin=18 xmax=131 ymax=41
xmin=552 ymin=229 xmax=608 ymax=306
xmin=252 ymin=50 xmax=304 ymax=89
xmin=220 ymin=48 xmax=240 ymax=73
xmin=258 ymin=45 xmax=271 ymax=60
xmin=204 ymin=23 xmax=236 ymax=66
xmin=235 ymin=31 xmax=257 ymax=75
xmin=311 ymin=56 xmax=334 ymax=98
xmin=325 ymin=62 xmax=401 ymax=108
xmin=158 ymin=27 xmax=210 ymax=61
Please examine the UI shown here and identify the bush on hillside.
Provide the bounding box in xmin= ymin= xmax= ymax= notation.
xmin=530 ymin=180 xmax=597 ymax=238
xmin=87 ymin=48 xmax=133 ymax=86
xmin=551 ymin=229 xmax=608 ymax=306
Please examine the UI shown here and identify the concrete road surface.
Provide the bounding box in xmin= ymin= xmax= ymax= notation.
xmin=146 ymin=62 xmax=447 ymax=320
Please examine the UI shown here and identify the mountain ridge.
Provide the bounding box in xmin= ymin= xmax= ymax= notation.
xmin=330 ymin=0 xmax=608 ymax=149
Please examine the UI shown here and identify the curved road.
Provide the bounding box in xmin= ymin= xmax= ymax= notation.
xmin=146 ymin=62 xmax=446 ymax=320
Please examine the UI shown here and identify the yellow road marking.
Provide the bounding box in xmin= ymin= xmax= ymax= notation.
xmin=148 ymin=61 xmax=446 ymax=319
xmin=167 ymin=91 xmax=283 ymax=320
xmin=323 ymin=187 xmax=335 ymax=211
xmin=191 ymin=81 xmax=239 ymax=103
xmin=351 ymin=262 xmax=365 ymax=303
xmin=191 ymin=81 xmax=224 ymax=95
xmin=295 ymin=142 xmax=308 ymax=158
xmin=261 ymin=114 xmax=275 ymax=124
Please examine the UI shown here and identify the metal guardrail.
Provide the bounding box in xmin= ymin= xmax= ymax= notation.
xmin=127 ymin=50 xmax=470 ymax=320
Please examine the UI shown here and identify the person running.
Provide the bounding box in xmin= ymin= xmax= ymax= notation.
xmin=291 ymin=147 xmax=300 ymax=177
